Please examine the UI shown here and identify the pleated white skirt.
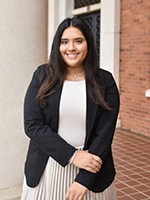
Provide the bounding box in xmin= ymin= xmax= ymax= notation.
xmin=21 ymin=157 xmax=117 ymax=200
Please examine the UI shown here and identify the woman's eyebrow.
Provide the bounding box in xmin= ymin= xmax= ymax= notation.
xmin=61 ymin=38 xmax=68 ymax=40
xmin=74 ymin=37 xmax=84 ymax=40
xmin=61 ymin=37 xmax=84 ymax=40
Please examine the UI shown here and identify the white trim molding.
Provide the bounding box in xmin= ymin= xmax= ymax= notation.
xmin=72 ymin=3 xmax=101 ymax=16
xmin=100 ymin=0 xmax=121 ymax=127
xmin=100 ymin=0 xmax=120 ymax=86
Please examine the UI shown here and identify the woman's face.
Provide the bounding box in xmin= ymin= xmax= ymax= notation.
xmin=59 ymin=26 xmax=88 ymax=71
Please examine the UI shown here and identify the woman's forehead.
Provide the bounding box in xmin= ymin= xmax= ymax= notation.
xmin=61 ymin=27 xmax=85 ymax=38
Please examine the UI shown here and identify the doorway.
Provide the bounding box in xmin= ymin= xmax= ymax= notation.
xmin=78 ymin=11 xmax=100 ymax=62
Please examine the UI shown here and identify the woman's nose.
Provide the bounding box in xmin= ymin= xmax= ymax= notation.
xmin=68 ymin=42 xmax=76 ymax=51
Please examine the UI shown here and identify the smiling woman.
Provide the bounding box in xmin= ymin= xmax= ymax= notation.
xmin=59 ymin=26 xmax=88 ymax=80
xmin=21 ymin=17 xmax=120 ymax=200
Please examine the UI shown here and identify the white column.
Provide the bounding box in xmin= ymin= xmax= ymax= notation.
xmin=59 ymin=0 xmax=74 ymax=22
xmin=48 ymin=0 xmax=59 ymax=55
xmin=100 ymin=0 xmax=120 ymax=86
xmin=0 ymin=0 xmax=47 ymax=198
xmin=100 ymin=0 xmax=121 ymax=128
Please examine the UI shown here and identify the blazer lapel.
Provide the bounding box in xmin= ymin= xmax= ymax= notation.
xmin=48 ymin=86 xmax=63 ymax=132
xmin=84 ymin=92 xmax=98 ymax=148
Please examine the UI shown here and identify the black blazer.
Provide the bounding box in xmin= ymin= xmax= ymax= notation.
xmin=24 ymin=64 xmax=120 ymax=192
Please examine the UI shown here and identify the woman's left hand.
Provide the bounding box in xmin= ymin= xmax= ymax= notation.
xmin=65 ymin=182 xmax=88 ymax=200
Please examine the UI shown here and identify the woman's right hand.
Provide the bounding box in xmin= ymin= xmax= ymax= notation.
xmin=72 ymin=150 xmax=102 ymax=173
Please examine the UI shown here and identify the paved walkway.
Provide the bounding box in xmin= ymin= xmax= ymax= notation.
xmin=113 ymin=129 xmax=150 ymax=200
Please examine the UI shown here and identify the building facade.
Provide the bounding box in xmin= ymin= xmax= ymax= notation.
xmin=0 ymin=0 xmax=149 ymax=199
xmin=120 ymin=0 xmax=150 ymax=136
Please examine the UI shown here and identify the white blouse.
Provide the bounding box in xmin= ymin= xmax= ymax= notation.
xmin=58 ymin=80 xmax=86 ymax=147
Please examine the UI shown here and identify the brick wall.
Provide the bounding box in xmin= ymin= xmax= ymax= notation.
xmin=120 ymin=0 xmax=150 ymax=136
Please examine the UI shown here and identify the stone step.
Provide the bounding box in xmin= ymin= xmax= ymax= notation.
xmin=0 ymin=184 xmax=22 ymax=200
xmin=6 ymin=198 xmax=20 ymax=200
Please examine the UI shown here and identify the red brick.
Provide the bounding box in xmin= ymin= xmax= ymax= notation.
xmin=120 ymin=0 xmax=150 ymax=137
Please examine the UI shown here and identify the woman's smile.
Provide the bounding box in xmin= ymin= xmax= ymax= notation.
xmin=66 ymin=53 xmax=79 ymax=59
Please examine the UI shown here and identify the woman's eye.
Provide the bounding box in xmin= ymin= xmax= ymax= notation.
xmin=61 ymin=40 xmax=68 ymax=45
xmin=75 ymin=40 xmax=82 ymax=44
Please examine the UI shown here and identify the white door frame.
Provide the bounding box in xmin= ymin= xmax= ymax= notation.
xmin=48 ymin=0 xmax=120 ymax=84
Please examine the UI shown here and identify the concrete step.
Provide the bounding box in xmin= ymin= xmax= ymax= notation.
xmin=0 ymin=184 xmax=22 ymax=200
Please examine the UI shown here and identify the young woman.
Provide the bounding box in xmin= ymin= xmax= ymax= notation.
xmin=21 ymin=17 xmax=120 ymax=200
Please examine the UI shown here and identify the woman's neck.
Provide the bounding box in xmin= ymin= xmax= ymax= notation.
xmin=65 ymin=66 xmax=85 ymax=81
xmin=66 ymin=71 xmax=85 ymax=81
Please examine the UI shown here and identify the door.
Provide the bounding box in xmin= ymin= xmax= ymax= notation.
xmin=78 ymin=12 xmax=100 ymax=63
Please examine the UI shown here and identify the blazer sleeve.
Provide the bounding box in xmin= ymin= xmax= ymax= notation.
xmin=75 ymin=72 xmax=120 ymax=189
xmin=24 ymin=67 xmax=76 ymax=167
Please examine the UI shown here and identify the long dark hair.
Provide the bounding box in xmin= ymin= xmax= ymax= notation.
xmin=36 ymin=17 xmax=110 ymax=110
